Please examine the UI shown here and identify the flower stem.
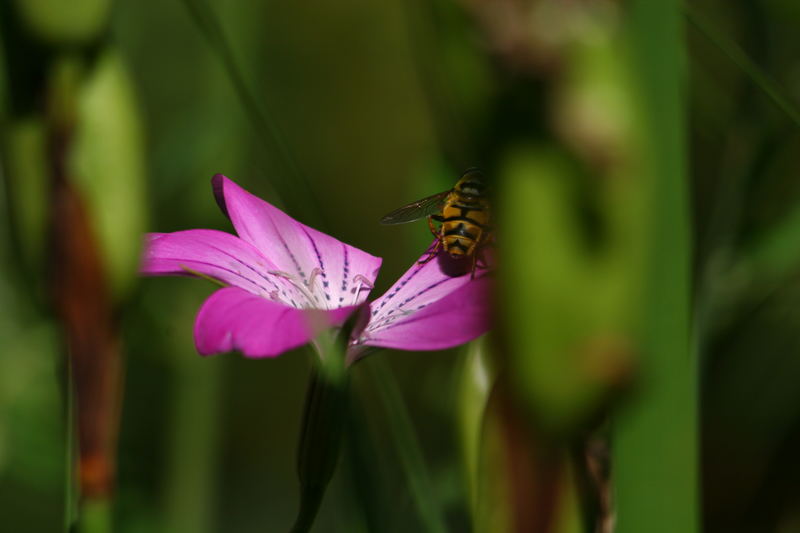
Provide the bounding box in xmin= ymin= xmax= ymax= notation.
xmin=292 ymin=337 xmax=349 ymax=533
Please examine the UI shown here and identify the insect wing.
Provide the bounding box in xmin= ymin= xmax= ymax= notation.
xmin=379 ymin=190 xmax=450 ymax=225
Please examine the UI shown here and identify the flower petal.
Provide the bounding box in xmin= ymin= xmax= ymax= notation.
xmin=359 ymin=274 xmax=492 ymax=352
xmin=357 ymin=247 xmax=492 ymax=352
xmin=194 ymin=287 xmax=359 ymax=357
xmin=141 ymin=229 xmax=282 ymax=295
xmin=368 ymin=246 xmax=489 ymax=324
xmin=212 ymin=175 xmax=382 ymax=307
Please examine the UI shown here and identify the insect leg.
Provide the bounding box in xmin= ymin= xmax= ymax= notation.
xmin=418 ymin=238 xmax=442 ymax=265
xmin=474 ymin=239 xmax=492 ymax=269
xmin=427 ymin=215 xmax=441 ymax=237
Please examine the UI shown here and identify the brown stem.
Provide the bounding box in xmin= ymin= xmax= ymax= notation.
xmin=489 ymin=381 xmax=564 ymax=533
xmin=49 ymin=111 xmax=122 ymax=502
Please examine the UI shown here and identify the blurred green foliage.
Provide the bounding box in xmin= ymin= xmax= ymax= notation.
xmin=13 ymin=0 xmax=110 ymax=45
xmin=0 ymin=0 xmax=800 ymax=532
xmin=70 ymin=50 xmax=147 ymax=300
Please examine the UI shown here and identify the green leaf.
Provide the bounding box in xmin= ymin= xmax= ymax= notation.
xmin=612 ymin=1 xmax=698 ymax=531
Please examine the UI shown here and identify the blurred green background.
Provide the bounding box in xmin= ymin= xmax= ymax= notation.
xmin=1 ymin=0 xmax=800 ymax=532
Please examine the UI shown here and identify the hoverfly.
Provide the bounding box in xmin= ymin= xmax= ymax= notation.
xmin=380 ymin=168 xmax=491 ymax=276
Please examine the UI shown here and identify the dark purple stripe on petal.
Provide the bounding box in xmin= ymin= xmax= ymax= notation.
xmin=302 ymin=227 xmax=325 ymax=271
xmin=357 ymin=275 xmax=492 ymax=354
xmin=144 ymin=230 xmax=281 ymax=295
xmin=183 ymin=259 xmax=274 ymax=294
xmin=341 ymin=243 xmax=350 ymax=293
xmin=280 ymin=234 xmax=306 ymax=282
xmin=215 ymin=176 xmax=305 ymax=282
xmin=368 ymin=271 xmax=492 ymax=334
xmin=396 ymin=277 xmax=451 ymax=309
xmin=202 ymin=242 xmax=282 ymax=291
xmin=210 ymin=177 xmax=382 ymax=302
xmin=377 ymin=263 xmax=425 ymax=310
xmin=251 ymin=197 xmax=307 ymax=283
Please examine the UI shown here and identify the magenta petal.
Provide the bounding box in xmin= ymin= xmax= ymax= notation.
xmin=360 ymin=275 xmax=492 ymax=351
xmin=369 ymin=244 xmax=489 ymax=321
xmin=355 ymin=246 xmax=492 ymax=353
xmin=211 ymin=175 xmax=382 ymax=306
xmin=194 ymin=287 xmax=360 ymax=358
xmin=141 ymin=229 xmax=281 ymax=295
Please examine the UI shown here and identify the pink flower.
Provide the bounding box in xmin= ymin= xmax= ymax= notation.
xmin=142 ymin=175 xmax=491 ymax=360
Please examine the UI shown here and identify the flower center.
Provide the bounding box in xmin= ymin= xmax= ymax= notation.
xmin=267 ymin=269 xmax=323 ymax=309
xmin=265 ymin=269 xmax=373 ymax=310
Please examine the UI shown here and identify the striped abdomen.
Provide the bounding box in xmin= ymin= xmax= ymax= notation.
xmin=439 ymin=192 xmax=490 ymax=258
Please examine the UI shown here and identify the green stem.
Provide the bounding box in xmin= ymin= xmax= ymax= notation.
xmin=612 ymin=2 xmax=698 ymax=532
xmin=76 ymin=499 xmax=112 ymax=533
xmin=65 ymin=361 xmax=77 ymax=532
xmin=366 ymin=359 xmax=447 ymax=533
xmin=292 ymin=336 xmax=349 ymax=533
xmin=292 ymin=371 xmax=348 ymax=533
